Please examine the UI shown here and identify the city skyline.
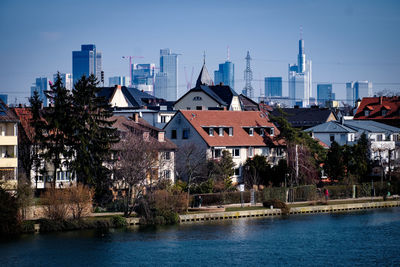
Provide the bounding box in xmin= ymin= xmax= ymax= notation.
xmin=1 ymin=0 xmax=400 ymax=104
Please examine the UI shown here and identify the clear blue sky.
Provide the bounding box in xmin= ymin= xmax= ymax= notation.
xmin=0 ymin=0 xmax=399 ymax=104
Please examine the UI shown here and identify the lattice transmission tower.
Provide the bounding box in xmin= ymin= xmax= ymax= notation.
xmin=243 ymin=51 xmax=254 ymax=99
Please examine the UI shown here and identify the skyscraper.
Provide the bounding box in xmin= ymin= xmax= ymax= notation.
xmin=155 ymin=48 xmax=178 ymax=101
xmin=53 ymin=73 xmax=73 ymax=91
xmin=72 ymin=44 xmax=102 ymax=85
xmin=214 ymin=61 xmax=234 ymax=90
xmin=346 ymin=81 xmax=373 ymax=106
xmin=132 ymin=63 xmax=156 ymax=94
xmin=288 ymin=37 xmax=312 ymax=107
xmin=31 ymin=77 xmax=48 ymax=107
xmin=265 ymin=77 xmax=282 ymax=97
xmin=109 ymin=76 xmax=131 ymax=87
xmin=0 ymin=94 xmax=7 ymax=105
xmin=317 ymin=84 xmax=333 ymax=106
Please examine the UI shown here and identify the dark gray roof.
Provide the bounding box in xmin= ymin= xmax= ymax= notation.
xmin=304 ymin=121 xmax=356 ymax=133
xmin=239 ymin=94 xmax=260 ymax=111
xmin=270 ymin=107 xmax=336 ymax=128
xmin=196 ymin=63 xmax=213 ymax=87
xmin=0 ymin=99 xmax=19 ymax=122
xmin=343 ymin=120 xmax=400 ymax=134
xmin=97 ymin=86 xmax=163 ymax=108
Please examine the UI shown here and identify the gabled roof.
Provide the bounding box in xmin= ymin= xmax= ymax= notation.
xmin=354 ymin=96 xmax=400 ymax=122
xmin=304 ymin=121 xmax=356 ymax=134
xmin=97 ymin=86 xmax=164 ymax=108
xmin=343 ymin=119 xmax=400 ymax=134
xmin=270 ymin=107 xmax=337 ymax=128
xmin=13 ymin=107 xmax=34 ymax=142
xmin=0 ymin=99 xmax=19 ymax=122
xmin=177 ymin=110 xmax=282 ymax=147
xmin=239 ymin=94 xmax=260 ymax=111
xmin=195 ymin=63 xmax=213 ymax=87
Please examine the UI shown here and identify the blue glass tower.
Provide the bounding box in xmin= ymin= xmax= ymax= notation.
xmin=214 ymin=61 xmax=234 ymax=90
xmin=264 ymin=77 xmax=282 ymax=97
xmin=31 ymin=77 xmax=48 ymax=107
xmin=0 ymin=94 xmax=7 ymax=105
xmin=72 ymin=44 xmax=102 ymax=85
xmin=317 ymin=84 xmax=333 ymax=106
xmin=157 ymin=48 xmax=178 ymax=101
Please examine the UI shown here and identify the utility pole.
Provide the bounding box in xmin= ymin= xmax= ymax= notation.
xmin=243 ymin=51 xmax=254 ymax=99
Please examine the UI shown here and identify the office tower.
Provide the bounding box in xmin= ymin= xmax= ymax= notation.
xmin=109 ymin=76 xmax=131 ymax=87
xmin=317 ymin=84 xmax=333 ymax=106
xmin=132 ymin=63 xmax=156 ymax=94
xmin=53 ymin=73 xmax=73 ymax=91
xmin=31 ymin=77 xmax=48 ymax=107
xmin=288 ymin=37 xmax=312 ymax=107
xmin=72 ymin=44 xmax=102 ymax=85
xmin=0 ymin=94 xmax=7 ymax=104
xmin=346 ymin=81 xmax=373 ymax=106
xmin=156 ymin=48 xmax=178 ymax=101
xmin=265 ymin=77 xmax=282 ymax=97
xmin=214 ymin=61 xmax=234 ymax=90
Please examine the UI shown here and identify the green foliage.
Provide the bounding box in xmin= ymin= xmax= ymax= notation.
xmin=37 ymin=218 xmax=113 ymax=233
xmin=207 ymin=150 xmax=235 ymax=191
xmin=111 ymin=215 xmax=127 ymax=228
xmin=325 ymin=141 xmax=346 ymax=181
xmin=261 ymin=187 xmax=287 ymax=202
xmin=0 ymin=188 xmax=21 ymax=235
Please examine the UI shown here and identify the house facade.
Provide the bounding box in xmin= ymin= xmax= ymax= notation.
xmin=164 ymin=110 xmax=285 ymax=184
xmin=0 ymin=100 xmax=18 ymax=191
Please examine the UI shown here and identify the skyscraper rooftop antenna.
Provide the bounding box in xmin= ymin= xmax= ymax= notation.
xmin=300 ymin=25 xmax=303 ymax=40
xmin=227 ymin=45 xmax=230 ymax=61
xmin=203 ymin=51 xmax=206 ymax=65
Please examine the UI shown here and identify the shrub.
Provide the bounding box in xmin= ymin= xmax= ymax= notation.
xmin=262 ymin=187 xmax=287 ymax=202
xmin=67 ymin=184 xmax=93 ymax=219
xmin=111 ymin=215 xmax=127 ymax=228
xmin=21 ymin=220 xmax=35 ymax=233
xmin=40 ymin=189 xmax=70 ymax=221
xmin=325 ymin=185 xmax=353 ymax=199
xmin=263 ymin=199 xmax=290 ymax=215
xmin=0 ymin=187 xmax=21 ymax=235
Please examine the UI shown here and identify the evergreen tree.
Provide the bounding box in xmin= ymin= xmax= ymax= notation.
xmin=325 ymin=141 xmax=345 ymax=181
xmin=71 ymin=74 xmax=119 ymax=204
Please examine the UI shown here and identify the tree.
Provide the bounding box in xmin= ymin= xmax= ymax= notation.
xmin=243 ymin=155 xmax=269 ymax=189
xmin=114 ymin=133 xmax=159 ymax=217
xmin=208 ymin=150 xmax=235 ymax=190
xmin=325 ymin=141 xmax=345 ymax=182
xmin=41 ymin=73 xmax=74 ymax=188
xmin=0 ymin=187 xmax=20 ymax=235
xmin=71 ymin=74 xmax=119 ymax=204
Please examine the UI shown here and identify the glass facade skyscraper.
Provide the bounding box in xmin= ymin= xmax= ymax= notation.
xmin=214 ymin=61 xmax=234 ymax=90
xmin=72 ymin=44 xmax=102 ymax=85
xmin=109 ymin=76 xmax=131 ymax=87
xmin=31 ymin=77 xmax=48 ymax=107
xmin=264 ymin=77 xmax=282 ymax=97
xmin=53 ymin=73 xmax=72 ymax=91
xmin=317 ymin=84 xmax=333 ymax=106
xmin=132 ymin=64 xmax=155 ymax=94
xmin=346 ymin=81 xmax=372 ymax=106
xmin=156 ymin=48 xmax=178 ymax=101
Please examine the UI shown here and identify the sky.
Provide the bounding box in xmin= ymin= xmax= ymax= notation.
xmin=0 ymin=0 xmax=399 ymax=104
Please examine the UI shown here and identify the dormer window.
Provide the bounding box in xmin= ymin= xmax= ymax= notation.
xmin=219 ymin=128 xmax=223 ymax=136
xmin=249 ymin=128 xmax=254 ymax=136
xmin=209 ymin=128 xmax=214 ymax=136
xmin=270 ymin=127 xmax=274 ymax=136
xmin=229 ymin=127 xmax=233 ymax=136
xmin=364 ymin=110 xmax=370 ymax=116
xmin=382 ymin=109 xmax=387 ymax=116
xmin=260 ymin=128 xmax=265 ymax=136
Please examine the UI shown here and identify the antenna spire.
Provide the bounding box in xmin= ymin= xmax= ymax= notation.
xmin=203 ymin=51 xmax=206 ymax=64
xmin=300 ymin=25 xmax=303 ymax=39
xmin=227 ymin=45 xmax=230 ymax=61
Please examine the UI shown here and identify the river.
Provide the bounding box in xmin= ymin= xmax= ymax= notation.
xmin=1 ymin=208 xmax=400 ymax=266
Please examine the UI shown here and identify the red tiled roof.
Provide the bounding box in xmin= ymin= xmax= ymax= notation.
xmin=179 ymin=110 xmax=283 ymax=147
xmin=354 ymin=96 xmax=400 ymax=121
xmin=13 ymin=107 xmax=35 ymax=142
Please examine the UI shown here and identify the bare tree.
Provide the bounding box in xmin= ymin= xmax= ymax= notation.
xmin=114 ymin=133 xmax=160 ymax=217
xmin=175 ymin=143 xmax=207 ymax=211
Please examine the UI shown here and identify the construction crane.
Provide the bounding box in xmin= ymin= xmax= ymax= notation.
xmin=184 ymin=66 xmax=194 ymax=91
xmin=122 ymin=55 xmax=144 ymax=86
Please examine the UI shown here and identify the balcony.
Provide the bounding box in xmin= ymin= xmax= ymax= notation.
xmin=0 ymin=158 xmax=18 ymax=168
xmin=0 ymin=136 xmax=17 ymax=146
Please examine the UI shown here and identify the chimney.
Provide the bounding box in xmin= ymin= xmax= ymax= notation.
xmin=158 ymin=131 xmax=165 ymax=142
xmin=116 ymin=85 xmax=122 ymax=89
xmin=219 ymin=82 xmax=223 ymax=86
xmin=223 ymin=106 xmax=227 ymax=111
xmin=379 ymin=96 xmax=383 ymax=105
xmin=133 ymin=113 xmax=139 ymax=122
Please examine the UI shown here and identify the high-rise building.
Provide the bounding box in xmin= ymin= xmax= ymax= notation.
xmin=214 ymin=61 xmax=234 ymax=90
xmin=132 ymin=63 xmax=156 ymax=94
xmin=72 ymin=44 xmax=102 ymax=85
xmin=288 ymin=37 xmax=312 ymax=107
xmin=265 ymin=77 xmax=282 ymax=97
xmin=346 ymin=81 xmax=373 ymax=106
xmin=0 ymin=94 xmax=7 ymax=105
xmin=109 ymin=76 xmax=131 ymax=87
xmin=31 ymin=77 xmax=48 ymax=107
xmin=53 ymin=73 xmax=73 ymax=91
xmin=317 ymin=84 xmax=333 ymax=106
xmin=155 ymin=48 xmax=178 ymax=101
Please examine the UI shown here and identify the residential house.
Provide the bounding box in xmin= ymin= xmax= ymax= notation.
xmin=164 ymin=110 xmax=285 ymax=184
xmin=354 ymin=96 xmax=400 ymax=127
xmin=0 ymin=100 xmax=18 ymax=191
xmin=174 ymin=63 xmax=242 ymax=111
xmin=111 ymin=115 xmax=177 ymax=183
xmin=269 ymin=106 xmax=337 ymax=129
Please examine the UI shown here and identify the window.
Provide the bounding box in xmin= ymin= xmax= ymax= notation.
xmin=261 ymin=147 xmax=270 ymax=156
xmin=183 ymin=129 xmax=189 ymax=139
xmin=234 ymin=168 xmax=240 ymax=176
xmin=163 ymin=152 xmax=171 ymax=160
xmin=171 ymin=129 xmax=177 ymax=139
xmin=276 ymin=148 xmax=283 ymax=156
xmin=232 ymin=148 xmax=240 ymax=157
xmin=196 ymin=106 xmax=202 ymax=110
xmin=382 ymin=109 xmax=387 ymax=116
xmin=248 ymin=147 xmax=254 ymax=157
xmin=193 ymin=96 xmax=202 ymax=101
xmin=209 ymin=128 xmax=214 ymax=136
xmin=249 ymin=128 xmax=254 ymax=136
xmin=187 ymin=107 xmax=191 ymax=110
xmin=377 ymin=134 xmax=383 ymax=141
xmin=219 ymin=128 xmax=223 ymax=136
xmin=161 ymin=116 xmax=166 ymax=123
xmin=260 ymin=128 xmax=265 ymax=136
xmin=330 ymin=135 xmax=335 ymax=142
xmin=394 ymin=134 xmax=399 ymax=141
xmin=214 ymin=149 xmax=222 ymax=158
xmin=340 ymin=134 xmax=346 ymax=143
xmin=229 ymin=127 xmax=233 ymax=136
xmin=164 ymin=170 xmax=171 ymax=179
xmin=365 ymin=110 xmax=370 ymax=116
xmin=270 ymin=128 xmax=275 ymax=136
